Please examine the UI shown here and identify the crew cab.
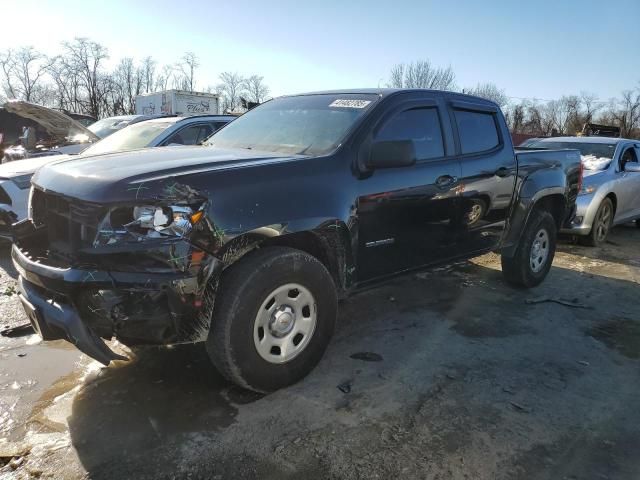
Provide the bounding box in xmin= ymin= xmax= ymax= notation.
xmin=12 ymin=89 xmax=582 ymax=393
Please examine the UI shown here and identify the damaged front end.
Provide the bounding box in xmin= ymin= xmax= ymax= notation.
xmin=13 ymin=182 xmax=224 ymax=365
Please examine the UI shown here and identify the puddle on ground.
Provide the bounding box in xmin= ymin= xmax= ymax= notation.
xmin=1 ymin=333 xmax=264 ymax=472
xmin=0 ymin=335 xmax=85 ymax=442
xmin=67 ymin=343 xmax=262 ymax=468
xmin=588 ymin=318 xmax=640 ymax=359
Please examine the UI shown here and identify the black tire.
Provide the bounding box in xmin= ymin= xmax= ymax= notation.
xmin=206 ymin=246 xmax=337 ymax=393
xmin=580 ymin=197 xmax=613 ymax=247
xmin=501 ymin=209 xmax=557 ymax=288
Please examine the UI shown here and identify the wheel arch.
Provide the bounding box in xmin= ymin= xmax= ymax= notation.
xmin=532 ymin=193 xmax=566 ymax=230
xmin=605 ymin=192 xmax=617 ymax=217
xmin=216 ymin=221 xmax=354 ymax=297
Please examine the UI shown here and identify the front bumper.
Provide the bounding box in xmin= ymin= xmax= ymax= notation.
xmin=12 ymin=241 xmax=222 ymax=365
xmin=560 ymin=193 xmax=596 ymax=235
xmin=17 ymin=276 xmax=127 ymax=365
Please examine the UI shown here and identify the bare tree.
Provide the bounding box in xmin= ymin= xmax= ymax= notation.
xmin=217 ymin=72 xmax=244 ymax=112
xmin=0 ymin=50 xmax=17 ymax=99
xmin=580 ymin=91 xmax=601 ymax=123
xmin=0 ymin=46 xmax=51 ymax=102
xmin=611 ymin=88 xmax=640 ymax=138
xmin=141 ymin=56 xmax=156 ymax=93
xmin=504 ymin=102 xmax=525 ymax=132
xmin=56 ymin=38 xmax=110 ymax=117
xmin=112 ymin=57 xmax=144 ymax=114
xmin=155 ymin=64 xmax=174 ymax=91
xmin=465 ymin=82 xmax=508 ymax=107
xmin=178 ymin=52 xmax=199 ymax=92
xmin=243 ymin=75 xmax=269 ymax=103
xmin=388 ymin=60 xmax=456 ymax=91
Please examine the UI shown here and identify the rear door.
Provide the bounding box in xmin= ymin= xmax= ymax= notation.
xmin=356 ymin=97 xmax=462 ymax=281
xmin=447 ymin=100 xmax=517 ymax=254
xmin=161 ymin=123 xmax=214 ymax=146
xmin=614 ymin=143 xmax=640 ymax=222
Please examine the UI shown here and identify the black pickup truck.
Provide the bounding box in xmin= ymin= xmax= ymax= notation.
xmin=12 ymin=89 xmax=582 ymax=392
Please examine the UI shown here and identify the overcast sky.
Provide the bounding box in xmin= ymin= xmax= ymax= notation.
xmin=1 ymin=0 xmax=638 ymax=101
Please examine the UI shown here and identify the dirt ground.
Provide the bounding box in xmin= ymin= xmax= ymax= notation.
xmin=1 ymin=226 xmax=639 ymax=480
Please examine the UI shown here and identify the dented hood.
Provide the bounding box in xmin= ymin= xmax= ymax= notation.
xmin=4 ymin=100 xmax=99 ymax=143
xmin=32 ymin=145 xmax=298 ymax=203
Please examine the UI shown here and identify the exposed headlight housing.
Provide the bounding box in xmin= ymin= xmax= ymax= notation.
xmin=94 ymin=204 xmax=204 ymax=246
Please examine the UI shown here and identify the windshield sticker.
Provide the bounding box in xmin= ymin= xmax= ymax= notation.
xmin=329 ymin=99 xmax=372 ymax=109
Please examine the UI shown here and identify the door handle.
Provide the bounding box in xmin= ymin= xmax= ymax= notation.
xmin=495 ymin=167 xmax=510 ymax=177
xmin=436 ymin=175 xmax=457 ymax=188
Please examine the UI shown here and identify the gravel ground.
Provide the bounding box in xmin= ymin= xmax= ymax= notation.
xmin=1 ymin=227 xmax=639 ymax=479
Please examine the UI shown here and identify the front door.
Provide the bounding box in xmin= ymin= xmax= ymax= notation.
xmin=357 ymin=102 xmax=461 ymax=281
xmin=614 ymin=144 xmax=640 ymax=222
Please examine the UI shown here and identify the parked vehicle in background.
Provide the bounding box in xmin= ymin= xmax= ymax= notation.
xmin=86 ymin=114 xmax=159 ymax=139
xmin=581 ymin=122 xmax=621 ymax=138
xmin=135 ymin=90 xmax=221 ymax=116
xmin=59 ymin=111 xmax=97 ymax=128
xmin=1 ymin=101 xmax=100 ymax=162
xmin=528 ymin=136 xmax=640 ymax=246
xmin=0 ymin=114 xmax=234 ymax=231
xmin=12 ymin=89 xmax=581 ymax=393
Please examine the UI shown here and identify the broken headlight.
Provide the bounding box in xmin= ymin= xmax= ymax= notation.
xmin=94 ymin=205 xmax=204 ymax=246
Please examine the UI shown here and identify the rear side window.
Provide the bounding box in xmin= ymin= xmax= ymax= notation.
xmin=377 ymin=108 xmax=444 ymax=161
xmin=454 ymin=109 xmax=499 ymax=154
xmin=166 ymin=124 xmax=212 ymax=145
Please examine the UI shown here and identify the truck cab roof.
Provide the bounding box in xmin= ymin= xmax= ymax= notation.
xmin=289 ymin=88 xmax=499 ymax=106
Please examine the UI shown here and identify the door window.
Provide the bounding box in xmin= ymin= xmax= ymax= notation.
xmin=165 ymin=124 xmax=211 ymax=145
xmin=376 ymin=108 xmax=444 ymax=161
xmin=454 ymin=109 xmax=500 ymax=154
xmin=619 ymin=146 xmax=638 ymax=171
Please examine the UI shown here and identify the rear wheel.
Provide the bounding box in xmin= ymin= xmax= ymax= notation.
xmin=501 ymin=209 xmax=557 ymax=288
xmin=580 ymin=198 xmax=613 ymax=246
xmin=206 ymin=247 xmax=337 ymax=393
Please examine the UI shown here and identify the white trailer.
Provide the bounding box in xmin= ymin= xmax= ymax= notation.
xmin=135 ymin=90 xmax=220 ymax=116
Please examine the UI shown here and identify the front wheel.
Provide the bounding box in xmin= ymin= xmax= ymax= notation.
xmin=580 ymin=197 xmax=613 ymax=247
xmin=501 ymin=209 xmax=557 ymax=288
xmin=206 ymin=246 xmax=337 ymax=393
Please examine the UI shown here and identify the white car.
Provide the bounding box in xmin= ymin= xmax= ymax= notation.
xmin=0 ymin=114 xmax=234 ymax=235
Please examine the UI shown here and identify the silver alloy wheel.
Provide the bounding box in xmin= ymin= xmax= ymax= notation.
xmin=253 ymin=283 xmax=317 ymax=364
xmin=530 ymin=228 xmax=550 ymax=273
xmin=467 ymin=203 xmax=483 ymax=224
xmin=595 ymin=202 xmax=612 ymax=243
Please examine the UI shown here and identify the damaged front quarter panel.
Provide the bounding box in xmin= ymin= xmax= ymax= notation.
xmin=13 ymin=179 xmax=227 ymax=364
xmin=80 ymin=180 xmax=227 ymax=346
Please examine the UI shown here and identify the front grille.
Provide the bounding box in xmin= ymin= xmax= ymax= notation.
xmin=31 ymin=189 xmax=106 ymax=258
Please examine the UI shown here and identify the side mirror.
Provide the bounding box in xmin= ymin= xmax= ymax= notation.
xmin=367 ymin=140 xmax=416 ymax=169
xmin=624 ymin=163 xmax=640 ymax=172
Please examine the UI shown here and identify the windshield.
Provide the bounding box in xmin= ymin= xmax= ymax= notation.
xmin=82 ymin=121 xmax=174 ymax=156
xmin=205 ymin=94 xmax=378 ymax=155
xmin=529 ymin=140 xmax=617 ymax=171
xmin=88 ymin=117 xmax=139 ymax=139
